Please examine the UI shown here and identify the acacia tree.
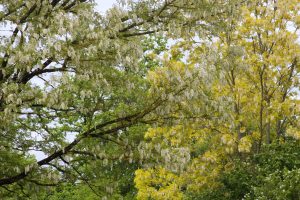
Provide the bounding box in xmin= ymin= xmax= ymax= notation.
xmin=0 ymin=0 xmax=244 ymax=198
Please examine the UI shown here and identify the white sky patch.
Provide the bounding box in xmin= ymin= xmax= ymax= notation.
xmin=95 ymin=0 xmax=117 ymax=13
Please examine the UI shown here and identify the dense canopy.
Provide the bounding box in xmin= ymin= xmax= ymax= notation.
xmin=0 ymin=0 xmax=299 ymax=199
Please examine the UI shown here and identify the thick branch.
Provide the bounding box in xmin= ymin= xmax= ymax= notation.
xmin=0 ymin=103 xmax=158 ymax=186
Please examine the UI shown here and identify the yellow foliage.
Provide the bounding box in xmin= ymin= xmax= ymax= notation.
xmin=238 ymin=136 xmax=252 ymax=153
xmin=144 ymin=125 xmax=207 ymax=148
xmin=134 ymin=167 xmax=184 ymax=200
xmin=251 ymin=131 xmax=261 ymax=140
xmin=286 ymin=127 xmax=300 ymax=140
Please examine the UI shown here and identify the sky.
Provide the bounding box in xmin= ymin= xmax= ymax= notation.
xmin=95 ymin=0 xmax=117 ymax=13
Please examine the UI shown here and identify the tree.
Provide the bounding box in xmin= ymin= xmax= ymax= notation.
xmin=134 ymin=0 xmax=300 ymax=199
xmin=0 ymin=0 xmax=244 ymax=198
xmin=3 ymin=0 xmax=298 ymax=199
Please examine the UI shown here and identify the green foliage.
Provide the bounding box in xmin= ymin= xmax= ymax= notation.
xmin=190 ymin=139 xmax=300 ymax=200
xmin=245 ymin=168 xmax=300 ymax=200
xmin=46 ymin=184 xmax=98 ymax=200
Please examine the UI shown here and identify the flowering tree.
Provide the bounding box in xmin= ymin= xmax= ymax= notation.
xmin=0 ymin=0 xmax=243 ymax=198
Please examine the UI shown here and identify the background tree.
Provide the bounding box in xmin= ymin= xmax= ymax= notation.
xmin=134 ymin=0 xmax=300 ymax=199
